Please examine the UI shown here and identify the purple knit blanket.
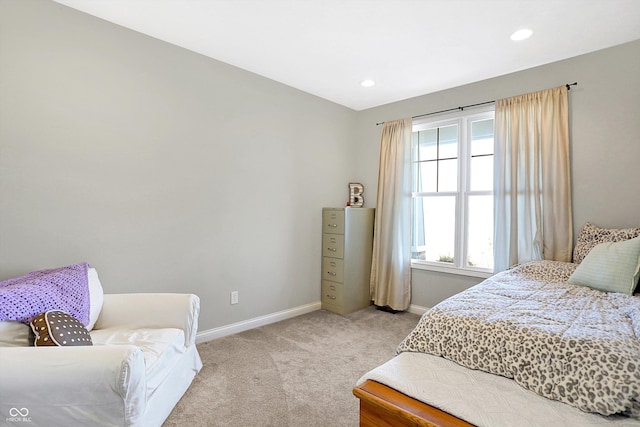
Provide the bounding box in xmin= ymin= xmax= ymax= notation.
xmin=0 ymin=263 xmax=90 ymax=326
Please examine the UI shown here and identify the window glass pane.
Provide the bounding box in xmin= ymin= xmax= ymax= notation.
xmin=418 ymin=129 xmax=437 ymax=161
xmin=411 ymin=198 xmax=425 ymax=258
xmin=438 ymin=159 xmax=457 ymax=192
xmin=471 ymin=118 xmax=494 ymax=137
xmin=470 ymin=155 xmax=493 ymax=191
xmin=471 ymin=119 xmax=494 ymax=156
xmin=467 ymin=195 xmax=493 ymax=270
xmin=412 ymin=132 xmax=419 ymax=160
xmin=412 ymin=132 xmax=420 ymax=192
xmin=414 ymin=161 xmax=437 ymax=192
xmin=413 ymin=196 xmax=456 ymax=263
xmin=438 ymin=124 xmax=458 ymax=159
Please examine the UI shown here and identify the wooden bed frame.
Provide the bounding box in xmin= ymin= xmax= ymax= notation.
xmin=353 ymin=380 xmax=474 ymax=427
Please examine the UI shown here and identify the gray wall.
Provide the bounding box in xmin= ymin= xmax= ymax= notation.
xmin=355 ymin=40 xmax=640 ymax=308
xmin=0 ymin=0 xmax=357 ymax=331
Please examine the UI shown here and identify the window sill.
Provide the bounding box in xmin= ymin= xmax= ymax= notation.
xmin=411 ymin=260 xmax=493 ymax=279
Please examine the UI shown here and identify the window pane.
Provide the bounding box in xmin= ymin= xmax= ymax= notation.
xmin=471 ymin=119 xmax=494 ymax=156
xmin=438 ymin=159 xmax=457 ymax=192
xmin=470 ymin=155 xmax=493 ymax=191
xmin=418 ymin=129 xmax=437 ymax=160
xmin=470 ymin=119 xmax=494 ymax=192
xmin=411 ymin=198 xmax=425 ymax=258
xmin=414 ymin=161 xmax=437 ymax=192
xmin=467 ymin=195 xmax=493 ymax=270
xmin=413 ymin=196 xmax=456 ymax=263
xmin=438 ymin=124 xmax=458 ymax=159
xmin=412 ymin=132 xmax=419 ymax=160
xmin=412 ymin=132 xmax=419 ymax=192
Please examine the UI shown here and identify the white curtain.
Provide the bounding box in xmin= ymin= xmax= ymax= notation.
xmin=370 ymin=118 xmax=412 ymax=311
xmin=494 ymin=86 xmax=573 ymax=272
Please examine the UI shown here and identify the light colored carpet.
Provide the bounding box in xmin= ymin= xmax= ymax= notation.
xmin=163 ymin=306 xmax=420 ymax=427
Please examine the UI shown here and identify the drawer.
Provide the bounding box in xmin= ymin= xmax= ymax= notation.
xmin=323 ymin=210 xmax=345 ymax=234
xmin=322 ymin=233 xmax=344 ymax=258
xmin=322 ymin=280 xmax=344 ymax=306
xmin=322 ymin=257 xmax=344 ymax=283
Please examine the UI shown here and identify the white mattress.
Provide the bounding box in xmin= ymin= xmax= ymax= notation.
xmin=357 ymin=352 xmax=640 ymax=427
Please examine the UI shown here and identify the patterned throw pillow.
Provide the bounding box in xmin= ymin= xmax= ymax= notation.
xmin=29 ymin=310 xmax=93 ymax=347
xmin=573 ymin=222 xmax=640 ymax=264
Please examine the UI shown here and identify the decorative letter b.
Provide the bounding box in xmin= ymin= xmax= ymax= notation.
xmin=349 ymin=183 xmax=364 ymax=207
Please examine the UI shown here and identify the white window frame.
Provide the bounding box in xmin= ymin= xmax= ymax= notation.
xmin=410 ymin=107 xmax=495 ymax=279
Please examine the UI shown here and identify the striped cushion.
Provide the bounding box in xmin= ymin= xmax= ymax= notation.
xmin=568 ymin=236 xmax=640 ymax=295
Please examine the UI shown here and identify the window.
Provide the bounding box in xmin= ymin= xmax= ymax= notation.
xmin=411 ymin=110 xmax=495 ymax=275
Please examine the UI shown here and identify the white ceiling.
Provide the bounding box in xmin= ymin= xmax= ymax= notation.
xmin=53 ymin=0 xmax=640 ymax=111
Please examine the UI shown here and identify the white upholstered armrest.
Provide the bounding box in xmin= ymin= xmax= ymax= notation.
xmin=0 ymin=346 xmax=146 ymax=425
xmin=94 ymin=293 xmax=200 ymax=346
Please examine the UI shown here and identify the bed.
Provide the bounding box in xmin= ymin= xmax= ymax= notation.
xmin=354 ymin=223 xmax=640 ymax=427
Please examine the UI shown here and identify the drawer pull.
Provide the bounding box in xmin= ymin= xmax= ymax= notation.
xmin=330 ymin=285 xmax=336 ymax=291
xmin=328 ymin=223 xmax=338 ymax=227
xmin=326 ymin=294 xmax=336 ymax=300
xmin=330 ymin=262 xmax=336 ymax=267
xmin=327 ymin=248 xmax=336 ymax=252
xmin=327 ymin=271 xmax=336 ymax=276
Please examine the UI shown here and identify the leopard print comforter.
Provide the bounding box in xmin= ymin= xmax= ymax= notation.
xmin=397 ymin=261 xmax=640 ymax=418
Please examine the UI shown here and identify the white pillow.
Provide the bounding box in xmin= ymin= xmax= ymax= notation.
xmin=568 ymin=236 xmax=640 ymax=295
xmin=87 ymin=268 xmax=104 ymax=331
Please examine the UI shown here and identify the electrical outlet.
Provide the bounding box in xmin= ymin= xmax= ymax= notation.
xmin=230 ymin=291 xmax=239 ymax=305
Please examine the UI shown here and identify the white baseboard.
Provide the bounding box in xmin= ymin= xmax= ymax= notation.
xmin=196 ymin=301 xmax=322 ymax=344
xmin=408 ymin=304 xmax=429 ymax=316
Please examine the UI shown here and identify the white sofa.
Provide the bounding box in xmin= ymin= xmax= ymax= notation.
xmin=0 ymin=268 xmax=202 ymax=427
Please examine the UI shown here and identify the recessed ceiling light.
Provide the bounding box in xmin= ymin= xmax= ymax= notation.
xmin=360 ymin=79 xmax=375 ymax=87
xmin=510 ymin=28 xmax=533 ymax=41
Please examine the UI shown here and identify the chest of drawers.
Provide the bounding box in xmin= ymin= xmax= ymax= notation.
xmin=321 ymin=207 xmax=374 ymax=315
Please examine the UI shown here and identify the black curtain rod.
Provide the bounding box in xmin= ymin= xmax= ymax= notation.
xmin=376 ymin=82 xmax=578 ymax=126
